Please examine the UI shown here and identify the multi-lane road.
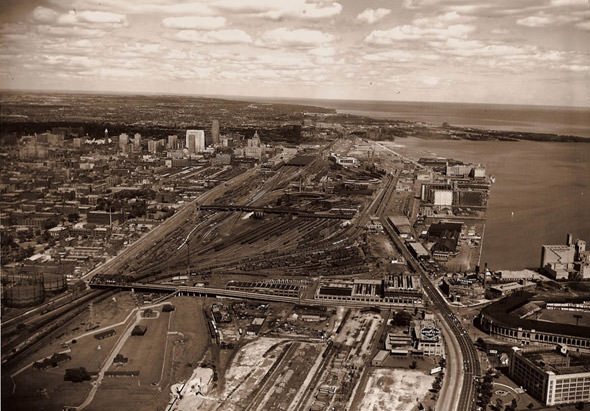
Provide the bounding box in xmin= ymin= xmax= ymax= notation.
xmin=380 ymin=216 xmax=481 ymax=411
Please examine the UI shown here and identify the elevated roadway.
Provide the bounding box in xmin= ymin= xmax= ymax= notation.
xmin=89 ymin=281 xmax=423 ymax=310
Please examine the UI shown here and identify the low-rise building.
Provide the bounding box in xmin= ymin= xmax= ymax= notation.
xmin=485 ymin=280 xmax=536 ymax=300
xmin=411 ymin=320 xmax=444 ymax=356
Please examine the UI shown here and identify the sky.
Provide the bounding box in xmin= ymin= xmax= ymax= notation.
xmin=0 ymin=0 xmax=589 ymax=107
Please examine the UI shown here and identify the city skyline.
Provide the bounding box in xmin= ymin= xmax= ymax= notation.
xmin=1 ymin=0 xmax=589 ymax=107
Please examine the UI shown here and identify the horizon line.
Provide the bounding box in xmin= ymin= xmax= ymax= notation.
xmin=2 ymin=87 xmax=590 ymax=110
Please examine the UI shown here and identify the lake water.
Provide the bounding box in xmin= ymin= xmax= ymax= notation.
xmin=253 ymin=97 xmax=590 ymax=138
xmin=389 ymin=137 xmax=590 ymax=270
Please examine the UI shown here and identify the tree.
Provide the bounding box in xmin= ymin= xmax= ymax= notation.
xmin=67 ymin=213 xmax=79 ymax=223
xmin=410 ymin=360 xmax=417 ymax=369
xmin=510 ymin=398 xmax=517 ymax=410
xmin=495 ymin=398 xmax=503 ymax=411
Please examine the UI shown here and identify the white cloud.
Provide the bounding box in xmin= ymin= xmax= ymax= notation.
xmin=309 ymin=46 xmax=336 ymax=57
xmin=213 ymin=0 xmax=342 ymax=20
xmin=32 ymin=6 xmax=59 ymax=23
xmin=402 ymin=0 xmax=441 ymax=9
xmin=413 ymin=11 xmax=475 ymax=26
xmin=76 ymin=10 xmax=128 ymax=24
xmin=365 ymin=24 xmax=475 ymax=44
xmin=162 ymin=16 xmax=226 ymax=30
xmin=175 ymin=29 xmax=252 ymax=44
xmin=421 ymin=75 xmax=440 ymax=86
xmin=491 ymin=28 xmax=509 ymax=34
xmin=259 ymin=28 xmax=335 ymax=48
xmin=37 ymin=25 xmax=107 ymax=38
xmin=356 ymin=8 xmax=391 ymax=24
xmin=550 ymin=0 xmax=588 ymax=6
xmin=363 ymin=49 xmax=440 ymax=62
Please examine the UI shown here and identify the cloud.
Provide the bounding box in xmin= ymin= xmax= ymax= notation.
xmin=213 ymin=0 xmax=342 ymax=20
xmin=308 ymin=46 xmax=336 ymax=57
xmin=76 ymin=10 xmax=128 ymax=24
xmin=365 ymin=24 xmax=475 ymax=44
xmin=516 ymin=12 xmax=578 ymax=27
xmin=550 ymin=0 xmax=588 ymax=6
xmin=356 ymin=8 xmax=391 ymax=24
xmin=421 ymin=75 xmax=440 ymax=86
xmin=162 ymin=16 xmax=226 ymax=30
xmin=413 ymin=11 xmax=475 ymax=26
xmin=362 ymin=49 xmax=440 ymax=62
xmin=36 ymin=25 xmax=107 ymax=38
xmin=402 ymin=0 xmax=441 ymax=9
xmin=32 ymin=6 xmax=59 ymax=23
xmin=576 ymin=20 xmax=590 ymax=30
xmin=32 ymin=6 xmax=128 ymax=29
xmin=259 ymin=28 xmax=335 ymax=48
xmin=174 ymin=29 xmax=252 ymax=44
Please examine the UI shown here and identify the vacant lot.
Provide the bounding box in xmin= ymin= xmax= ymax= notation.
xmin=355 ymin=369 xmax=434 ymax=411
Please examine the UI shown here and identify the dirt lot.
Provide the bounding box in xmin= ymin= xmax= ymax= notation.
xmin=172 ymin=337 xmax=288 ymax=411
xmin=354 ymin=368 xmax=434 ymax=411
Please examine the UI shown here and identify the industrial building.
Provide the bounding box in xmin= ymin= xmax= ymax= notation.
xmin=427 ymin=222 xmax=463 ymax=254
xmin=484 ymin=280 xmax=536 ymax=300
xmin=541 ymin=233 xmax=589 ymax=280
xmin=315 ymin=275 xmax=422 ymax=305
xmin=388 ymin=215 xmax=413 ymax=238
xmin=440 ymin=274 xmax=485 ymax=302
xmin=509 ymin=347 xmax=590 ymax=406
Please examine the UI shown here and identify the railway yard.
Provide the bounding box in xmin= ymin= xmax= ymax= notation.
xmin=2 ymin=136 xmax=492 ymax=411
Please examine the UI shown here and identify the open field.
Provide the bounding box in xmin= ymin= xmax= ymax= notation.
xmin=1 ymin=293 xmax=136 ymax=411
xmin=109 ymin=311 xmax=171 ymax=385
xmin=8 ymin=366 xmax=92 ymax=411
xmin=536 ymin=309 xmax=590 ymax=327
xmin=88 ymin=297 xmax=210 ymax=410
xmin=354 ymin=368 xmax=434 ymax=411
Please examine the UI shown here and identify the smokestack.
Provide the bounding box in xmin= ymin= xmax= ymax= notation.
xmin=567 ymin=233 xmax=573 ymax=246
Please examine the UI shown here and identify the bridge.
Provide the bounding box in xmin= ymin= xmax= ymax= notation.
xmin=197 ymin=205 xmax=354 ymax=219
xmin=89 ymin=282 xmax=420 ymax=309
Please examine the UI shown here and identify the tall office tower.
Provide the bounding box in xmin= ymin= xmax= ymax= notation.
xmin=119 ymin=133 xmax=129 ymax=152
xmin=186 ymin=130 xmax=205 ymax=153
xmin=134 ymin=133 xmax=141 ymax=149
xmin=211 ymin=120 xmax=220 ymax=145
xmin=148 ymin=139 xmax=157 ymax=153
xmin=168 ymin=135 xmax=178 ymax=149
